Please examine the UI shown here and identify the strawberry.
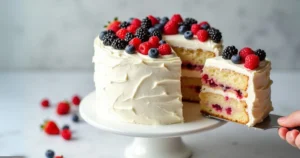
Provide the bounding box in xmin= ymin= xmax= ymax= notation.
xmin=116 ymin=28 xmax=128 ymax=39
xmin=196 ymin=30 xmax=209 ymax=42
xmin=131 ymin=18 xmax=142 ymax=27
xmin=41 ymin=120 xmax=60 ymax=135
xmin=191 ymin=24 xmax=201 ymax=35
xmin=61 ymin=129 xmax=72 ymax=140
xmin=148 ymin=15 xmax=159 ymax=26
xmin=56 ymin=101 xmax=70 ymax=115
xmin=127 ymin=25 xmax=139 ymax=34
xmin=239 ymin=47 xmax=254 ymax=61
xmin=163 ymin=21 xmax=178 ymax=35
xmin=41 ymin=98 xmax=50 ymax=108
xmin=170 ymin=14 xmax=183 ymax=24
xmin=72 ymin=95 xmax=81 ymax=106
xmin=244 ymin=54 xmax=260 ymax=70
xmin=148 ymin=36 xmax=160 ymax=48
xmin=105 ymin=17 xmax=121 ymax=29
xmin=129 ymin=37 xmax=142 ymax=50
xmin=108 ymin=25 xmax=120 ymax=33
xmin=138 ymin=42 xmax=152 ymax=55
xmin=158 ymin=44 xmax=172 ymax=55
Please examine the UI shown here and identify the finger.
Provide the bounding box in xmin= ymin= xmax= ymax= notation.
xmin=286 ymin=130 xmax=299 ymax=147
xmin=278 ymin=111 xmax=300 ymax=127
xmin=295 ymin=132 xmax=300 ymax=149
xmin=278 ymin=127 xmax=288 ymax=140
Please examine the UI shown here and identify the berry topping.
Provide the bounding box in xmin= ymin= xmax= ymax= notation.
xmin=106 ymin=18 xmax=121 ymax=32
xmin=41 ymin=98 xmax=50 ymax=108
xmin=46 ymin=149 xmax=55 ymax=158
xmin=255 ymin=49 xmax=266 ymax=61
xmin=128 ymin=17 xmax=134 ymax=23
xmin=139 ymin=42 xmax=152 ymax=55
xmin=191 ymin=24 xmax=201 ymax=35
xmin=199 ymin=21 xmax=210 ymax=30
xmin=111 ymin=38 xmax=127 ymax=50
xmin=56 ymin=101 xmax=70 ymax=115
xmin=61 ymin=129 xmax=72 ymax=140
xmin=116 ymin=28 xmax=128 ymax=39
xmin=158 ymin=44 xmax=172 ymax=55
xmin=160 ymin=17 xmax=169 ymax=25
xmin=184 ymin=31 xmax=193 ymax=40
xmin=131 ymin=18 xmax=142 ymax=27
xmin=119 ymin=21 xmax=130 ymax=28
xmin=207 ymin=27 xmax=222 ymax=43
xmin=239 ymin=47 xmax=254 ymax=61
xmin=244 ymin=54 xmax=260 ymax=70
xmin=154 ymin=24 xmax=164 ymax=32
xmin=108 ymin=25 xmax=120 ymax=33
xmin=126 ymin=25 xmax=139 ymax=34
xmin=196 ymin=30 xmax=209 ymax=42
xmin=149 ymin=36 xmax=160 ymax=48
xmin=102 ymin=33 xmax=117 ymax=46
xmin=231 ymin=54 xmax=241 ymax=64
xmin=72 ymin=114 xmax=80 ymax=122
xmin=99 ymin=30 xmax=112 ymax=41
xmin=170 ymin=14 xmax=183 ymax=24
xmin=151 ymin=29 xmax=162 ymax=39
xmin=129 ymin=37 xmax=142 ymax=49
xmin=72 ymin=95 xmax=81 ymax=106
xmin=148 ymin=15 xmax=159 ymax=26
xmin=222 ymin=46 xmax=238 ymax=59
xmin=135 ymin=27 xmax=150 ymax=42
xmin=148 ymin=48 xmax=159 ymax=58
xmin=181 ymin=18 xmax=198 ymax=28
xmin=163 ymin=20 xmax=179 ymax=35
xmin=178 ymin=25 xmax=188 ymax=34
xmin=125 ymin=45 xmax=135 ymax=54
xmin=62 ymin=125 xmax=70 ymax=130
xmin=159 ymin=40 xmax=166 ymax=45
xmin=41 ymin=120 xmax=60 ymax=135
xmin=148 ymin=27 xmax=156 ymax=34
xmin=124 ymin=32 xmax=135 ymax=42
xmin=141 ymin=17 xmax=152 ymax=29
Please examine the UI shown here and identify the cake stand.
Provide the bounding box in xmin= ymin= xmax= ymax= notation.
xmin=80 ymin=91 xmax=225 ymax=158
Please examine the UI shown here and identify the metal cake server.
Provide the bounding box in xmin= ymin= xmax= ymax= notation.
xmin=202 ymin=113 xmax=300 ymax=131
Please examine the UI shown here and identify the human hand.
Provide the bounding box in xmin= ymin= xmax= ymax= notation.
xmin=278 ymin=111 xmax=300 ymax=149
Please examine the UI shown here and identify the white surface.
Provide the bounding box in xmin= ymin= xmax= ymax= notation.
xmin=0 ymin=71 xmax=300 ymax=158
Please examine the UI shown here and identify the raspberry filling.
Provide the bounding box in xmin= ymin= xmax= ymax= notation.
xmin=202 ymin=74 xmax=243 ymax=99
xmin=211 ymin=104 xmax=232 ymax=115
xmin=182 ymin=62 xmax=204 ymax=71
xmin=226 ymin=107 xmax=232 ymax=115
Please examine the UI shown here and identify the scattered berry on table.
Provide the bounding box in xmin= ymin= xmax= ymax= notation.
xmin=239 ymin=47 xmax=254 ymax=61
xmin=72 ymin=95 xmax=81 ymax=106
xmin=41 ymin=120 xmax=60 ymax=135
xmin=178 ymin=25 xmax=188 ymax=34
xmin=124 ymin=32 xmax=135 ymax=42
xmin=244 ymin=54 xmax=260 ymax=70
xmin=148 ymin=48 xmax=159 ymax=58
xmin=126 ymin=25 xmax=139 ymax=34
xmin=222 ymin=46 xmax=238 ymax=59
xmin=45 ymin=149 xmax=55 ymax=158
xmin=197 ymin=30 xmax=209 ymax=42
xmin=41 ymin=98 xmax=50 ymax=108
xmin=56 ymin=101 xmax=70 ymax=115
xmin=131 ymin=18 xmax=142 ymax=27
xmin=72 ymin=114 xmax=80 ymax=123
xmin=129 ymin=37 xmax=142 ymax=49
xmin=148 ymin=27 xmax=156 ymax=34
xmin=62 ymin=125 xmax=70 ymax=130
xmin=138 ymin=42 xmax=152 ymax=55
xmin=207 ymin=27 xmax=222 ymax=43
xmin=151 ymin=29 xmax=162 ymax=40
xmin=199 ymin=21 xmax=210 ymax=30
xmin=231 ymin=54 xmax=241 ymax=64
xmin=102 ymin=33 xmax=117 ymax=46
xmin=111 ymin=38 xmax=127 ymax=50
xmin=170 ymin=14 xmax=183 ymax=24
xmin=255 ymin=49 xmax=266 ymax=61
xmin=163 ymin=20 xmax=179 ymax=35
xmin=55 ymin=156 xmax=63 ymax=158
xmin=184 ymin=31 xmax=193 ymax=40
xmin=61 ymin=129 xmax=72 ymax=140
xmin=141 ymin=17 xmax=152 ymax=29
xmin=154 ymin=24 xmax=164 ymax=32
xmin=135 ymin=27 xmax=150 ymax=42
xmin=116 ymin=28 xmax=128 ymax=39
xmin=148 ymin=15 xmax=159 ymax=26
xmin=158 ymin=44 xmax=172 ymax=55
xmin=160 ymin=17 xmax=169 ymax=25
xmin=119 ymin=21 xmax=130 ymax=28
xmin=125 ymin=45 xmax=135 ymax=54
xmin=149 ymin=36 xmax=160 ymax=48
xmin=191 ymin=24 xmax=201 ymax=35
xmin=159 ymin=40 xmax=166 ymax=45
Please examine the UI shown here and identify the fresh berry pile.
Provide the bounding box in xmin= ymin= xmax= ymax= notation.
xmin=100 ymin=14 xmax=223 ymax=58
xmin=222 ymin=45 xmax=267 ymax=70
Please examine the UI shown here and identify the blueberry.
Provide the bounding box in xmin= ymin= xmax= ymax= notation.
xmin=72 ymin=114 xmax=79 ymax=123
xmin=45 ymin=149 xmax=55 ymax=158
xmin=200 ymin=23 xmax=210 ymax=30
xmin=148 ymin=48 xmax=159 ymax=58
xmin=125 ymin=45 xmax=135 ymax=54
xmin=231 ymin=54 xmax=241 ymax=64
xmin=99 ymin=31 xmax=107 ymax=40
xmin=159 ymin=40 xmax=166 ymax=45
xmin=154 ymin=24 xmax=164 ymax=32
xmin=160 ymin=17 xmax=169 ymax=25
xmin=184 ymin=31 xmax=193 ymax=40
xmin=178 ymin=25 xmax=188 ymax=34
xmin=148 ymin=27 xmax=156 ymax=34
xmin=62 ymin=125 xmax=69 ymax=130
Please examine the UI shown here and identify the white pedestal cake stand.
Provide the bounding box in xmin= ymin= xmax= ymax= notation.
xmin=80 ymin=91 xmax=225 ymax=158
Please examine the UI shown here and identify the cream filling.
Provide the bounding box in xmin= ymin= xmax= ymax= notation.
xmin=181 ymin=69 xmax=202 ymax=78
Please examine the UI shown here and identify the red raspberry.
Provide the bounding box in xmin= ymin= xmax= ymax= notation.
xmin=127 ymin=25 xmax=139 ymax=34
xmin=131 ymin=18 xmax=141 ymax=27
xmin=191 ymin=24 xmax=201 ymax=35
xmin=244 ymin=54 xmax=260 ymax=70
xmin=148 ymin=15 xmax=159 ymax=26
xmin=56 ymin=101 xmax=70 ymax=115
xmin=158 ymin=44 xmax=172 ymax=55
xmin=170 ymin=14 xmax=183 ymax=24
xmin=61 ymin=129 xmax=72 ymax=140
xmin=41 ymin=98 xmax=50 ymax=108
xmin=239 ymin=47 xmax=254 ymax=61
xmin=199 ymin=21 xmax=210 ymax=27
xmin=129 ymin=37 xmax=142 ymax=49
xmin=163 ymin=21 xmax=178 ymax=35
xmin=41 ymin=120 xmax=60 ymax=135
xmin=72 ymin=95 xmax=81 ymax=106
xmin=116 ymin=28 xmax=128 ymax=39
xmin=139 ymin=42 xmax=152 ymax=55
xmin=148 ymin=36 xmax=160 ymax=48
xmin=196 ymin=30 xmax=209 ymax=42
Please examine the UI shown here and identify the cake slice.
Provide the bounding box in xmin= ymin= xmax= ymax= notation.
xmin=199 ymin=46 xmax=273 ymax=126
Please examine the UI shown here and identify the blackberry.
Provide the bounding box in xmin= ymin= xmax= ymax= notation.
xmin=183 ymin=18 xmax=198 ymax=27
xmin=124 ymin=32 xmax=135 ymax=42
xmin=102 ymin=33 xmax=117 ymax=46
xmin=135 ymin=27 xmax=150 ymax=42
xmin=207 ymin=27 xmax=222 ymax=43
xmin=141 ymin=17 xmax=152 ymax=29
xmin=119 ymin=21 xmax=130 ymax=28
xmin=99 ymin=30 xmax=114 ymax=40
xmin=111 ymin=38 xmax=127 ymax=50
xmin=151 ymin=29 xmax=162 ymax=39
xmin=255 ymin=49 xmax=266 ymax=61
xmin=222 ymin=46 xmax=238 ymax=59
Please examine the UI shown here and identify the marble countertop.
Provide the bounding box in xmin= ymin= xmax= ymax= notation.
xmin=0 ymin=71 xmax=299 ymax=158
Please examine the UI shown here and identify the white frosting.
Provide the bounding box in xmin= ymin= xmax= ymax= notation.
xmin=93 ymin=37 xmax=183 ymax=125
xmin=202 ymin=56 xmax=273 ymax=126
xmin=181 ymin=69 xmax=202 ymax=78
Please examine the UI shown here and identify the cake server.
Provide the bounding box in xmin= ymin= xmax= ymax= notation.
xmin=202 ymin=113 xmax=300 ymax=131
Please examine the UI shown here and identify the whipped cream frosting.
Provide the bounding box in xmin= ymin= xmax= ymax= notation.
xmin=202 ymin=56 xmax=273 ymax=126
xmin=93 ymin=37 xmax=183 ymax=125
